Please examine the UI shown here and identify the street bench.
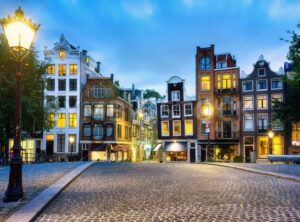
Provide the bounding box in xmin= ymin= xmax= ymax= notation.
xmin=268 ymin=155 xmax=300 ymax=164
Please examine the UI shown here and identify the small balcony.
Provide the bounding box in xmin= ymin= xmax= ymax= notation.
xmin=215 ymin=88 xmax=238 ymax=94
xmin=218 ymin=109 xmax=238 ymax=116
xmin=215 ymin=131 xmax=238 ymax=139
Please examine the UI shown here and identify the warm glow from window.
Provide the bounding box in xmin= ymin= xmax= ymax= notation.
xmin=58 ymin=64 xmax=66 ymax=76
xmin=161 ymin=121 xmax=169 ymax=136
xmin=69 ymin=113 xmax=77 ymax=128
xmin=173 ymin=120 xmax=181 ymax=136
xmin=46 ymin=134 xmax=54 ymax=141
xmin=47 ymin=64 xmax=55 ymax=74
xmin=48 ymin=113 xmax=55 ymax=127
xmin=69 ymin=64 xmax=78 ymax=74
xmin=185 ymin=120 xmax=193 ymax=136
xmin=272 ymin=136 xmax=283 ymax=155
xmin=258 ymin=136 xmax=268 ymax=158
xmin=3 ymin=20 xmax=36 ymax=50
xmin=59 ymin=50 xmax=66 ymax=58
xmin=217 ymin=75 xmax=221 ymax=89
xmin=222 ymin=75 xmax=231 ymax=89
xmin=57 ymin=113 xmax=66 ymax=128
xmin=201 ymin=76 xmax=210 ymax=90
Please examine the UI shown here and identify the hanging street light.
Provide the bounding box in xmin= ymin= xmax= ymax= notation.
xmin=1 ymin=6 xmax=39 ymax=202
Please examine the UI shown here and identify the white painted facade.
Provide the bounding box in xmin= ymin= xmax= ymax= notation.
xmin=42 ymin=34 xmax=100 ymax=158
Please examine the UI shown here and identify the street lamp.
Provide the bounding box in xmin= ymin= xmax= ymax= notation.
xmin=202 ymin=103 xmax=213 ymax=161
xmin=1 ymin=7 xmax=39 ymax=202
xmin=69 ymin=136 xmax=75 ymax=161
xmin=268 ymin=130 xmax=274 ymax=155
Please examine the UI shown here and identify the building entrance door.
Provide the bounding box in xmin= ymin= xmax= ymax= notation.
xmin=190 ymin=149 xmax=195 ymax=162
xmin=46 ymin=141 xmax=54 ymax=156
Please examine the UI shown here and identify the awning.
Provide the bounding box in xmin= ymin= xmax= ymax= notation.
xmin=90 ymin=143 xmax=107 ymax=151
xmin=164 ymin=142 xmax=187 ymax=152
xmin=153 ymin=144 xmax=162 ymax=151
xmin=112 ymin=144 xmax=130 ymax=152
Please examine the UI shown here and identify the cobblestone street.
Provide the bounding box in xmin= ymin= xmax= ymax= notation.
xmin=36 ymin=163 xmax=300 ymax=222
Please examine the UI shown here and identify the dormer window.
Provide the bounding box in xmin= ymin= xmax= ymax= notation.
xmin=171 ymin=91 xmax=180 ymax=101
xmin=200 ymin=57 xmax=211 ymax=70
xmin=258 ymin=68 xmax=266 ymax=77
xmin=216 ymin=61 xmax=227 ymax=69
xmin=59 ymin=50 xmax=66 ymax=59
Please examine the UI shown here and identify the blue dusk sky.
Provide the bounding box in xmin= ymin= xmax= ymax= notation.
xmin=1 ymin=0 xmax=300 ymax=96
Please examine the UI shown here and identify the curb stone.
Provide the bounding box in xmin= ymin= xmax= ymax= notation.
xmin=5 ymin=161 xmax=94 ymax=222
xmin=203 ymin=162 xmax=300 ymax=183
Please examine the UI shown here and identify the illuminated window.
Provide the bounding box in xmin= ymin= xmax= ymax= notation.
xmin=233 ymin=74 xmax=236 ymax=88
xmin=257 ymin=95 xmax=268 ymax=109
xmin=48 ymin=113 xmax=55 ymax=127
xmin=106 ymin=104 xmax=114 ymax=117
xmin=185 ymin=120 xmax=193 ymax=136
xmin=57 ymin=113 xmax=66 ymax=128
xmin=201 ymin=76 xmax=210 ymax=90
xmin=161 ymin=121 xmax=169 ymax=136
xmin=173 ymin=120 xmax=181 ymax=136
xmin=243 ymin=96 xmax=253 ymax=110
xmin=258 ymin=136 xmax=268 ymax=158
xmin=69 ymin=64 xmax=78 ymax=74
xmin=292 ymin=123 xmax=300 ymax=146
xmin=222 ymin=74 xmax=231 ymax=89
xmin=69 ymin=113 xmax=77 ymax=128
xmin=272 ymin=136 xmax=283 ymax=155
xmin=58 ymin=64 xmax=66 ymax=76
xmin=47 ymin=64 xmax=55 ymax=74
xmin=59 ymin=50 xmax=66 ymax=58
xmin=217 ymin=75 xmax=221 ymax=89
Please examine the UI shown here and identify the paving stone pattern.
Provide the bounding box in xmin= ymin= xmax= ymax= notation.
xmin=0 ymin=162 xmax=83 ymax=221
xmin=36 ymin=163 xmax=300 ymax=222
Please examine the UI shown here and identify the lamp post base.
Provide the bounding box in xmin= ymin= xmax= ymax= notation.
xmin=3 ymin=154 xmax=24 ymax=202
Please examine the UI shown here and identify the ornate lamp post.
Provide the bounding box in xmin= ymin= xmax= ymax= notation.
xmin=268 ymin=129 xmax=274 ymax=155
xmin=69 ymin=136 xmax=75 ymax=161
xmin=1 ymin=7 xmax=39 ymax=202
xmin=202 ymin=103 xmax=213 ymax=161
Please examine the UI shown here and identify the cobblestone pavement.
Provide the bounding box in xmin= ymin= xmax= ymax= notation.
xmin=215 ymin=163 xmax=300 ymax=177
xmin=36 ymin=163 xmax=300 ymax=222
xmin=0 ymin=162 xmax=83 ymax=221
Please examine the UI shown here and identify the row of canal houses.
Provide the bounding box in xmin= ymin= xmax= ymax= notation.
xmin=156 ymin=44 xmax=295 ymax=163
xmin=16 ymin=35 xmax=299 ymax=163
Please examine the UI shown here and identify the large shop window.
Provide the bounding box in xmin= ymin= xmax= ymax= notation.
xmin=292 ymin=123 xmax=300 ymax=146
xmin=161 ymin=121 xmax=169 ymax=137
xmin=272 ymin=136 xmax=283 ymax=155
xmin=173 ymin=120 xmax=181 ymax=136
xmin=258 ymin=136 xmax=268 ymax=158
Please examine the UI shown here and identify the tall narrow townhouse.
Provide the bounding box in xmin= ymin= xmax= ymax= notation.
xmin=43 ymin=34 xmax=100 ymax=160
xmin=196 ymin=45 xmax=240 ymax=161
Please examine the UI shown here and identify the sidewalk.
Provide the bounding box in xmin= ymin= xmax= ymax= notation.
xmin=0 ymin=162 xmax=92 ymax=222
xmin=204 ymin=162 xmax=300 ymax=183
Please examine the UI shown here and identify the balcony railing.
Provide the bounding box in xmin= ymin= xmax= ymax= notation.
xmin=215 ymin=131 xmax=238 ymax=139
xmin=215 ymin=88 xmax=238 ymax=94
xmin=218 ymin=109 xmax=238 ymax=116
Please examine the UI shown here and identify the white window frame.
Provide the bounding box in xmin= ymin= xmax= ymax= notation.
xmin=171 ymin=91 xmax=180 ymax=101
xmin=184 ymin=119 xmax=193 ymax=136
xmin=271 ymin=78 xmax=283 ymax=90
xmin=173 ymin=120 xmax=181 ymax=136
xmin=243 ymin=113 xmax=254 ymax=131
xmin=257 ymin=113 xmax=269 ymax=131
xmin=242 ymin=80 xmax=253 ymax=92
xmin=184 ymin=103 xmax=193 ymax=116
xmin=257 ymin=94 xmax=268 ymax=110
xmin=257 ymin=68 xmax=266 ymax=77
xmin=160 ymin=105 xmax=169 ymax=118
xmin=172 ymin=104 xmax=181 ymax=118
xmin=161 ymin=121 xmax=169 ymax=137
xmin=243 ymin=95 xmax=254 ymax=110
xmin=256 ymin=79 xmax=268 ymax=91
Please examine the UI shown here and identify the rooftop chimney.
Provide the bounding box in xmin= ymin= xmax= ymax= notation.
xmin=111 ymin=73 xmax=114 ymax=82
xmin=82 ymin=50 xmax=88 ymax=56
xmin=96 ymin=61 xmax=101 ymax=74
